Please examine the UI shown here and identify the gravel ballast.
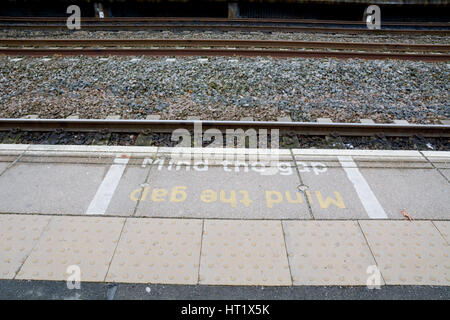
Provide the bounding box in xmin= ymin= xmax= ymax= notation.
xmin=0 ymin=56 xmax=448 ymax=123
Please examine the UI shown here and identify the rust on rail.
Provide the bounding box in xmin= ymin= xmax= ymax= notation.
xmin=0 ymin=47 xmax=449 ymax=62
xmin=1 ymin=39 xmax=449 ymax=53
xmin=0 ymin=16 xmax=449 ymax=27
xmin=1 ymin=23 xmax=448 ymax=35
xmin=0 ymin=118 xmax=448 ymax=137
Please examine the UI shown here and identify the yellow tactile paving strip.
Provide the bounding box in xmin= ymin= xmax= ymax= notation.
xmin=283 ymin=221 xmax=380 ymax=286
xmin=106 ymin=218 xmax=202 ymax=284
xmin=0 ymin=215 xmax=449 ymax=286
xmin=359 ymin=221 xmax=450 ymax=285
xmin=0 ymin=215 xmax=51 ymax=279
xmin=16 ymin=217 xmax=125 ymax=282
xmin=199 ymin=220 xmax=292 ymax=286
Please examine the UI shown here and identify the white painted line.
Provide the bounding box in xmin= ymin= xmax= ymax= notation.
xmin=197 ymin=58 xmax=208 ymax=63
xmin=40 ymin=58 xmax=51 ymax=62
xmin=9 ymin=58 xmax=23 ymax=62
xmin=338 ymin=156 xmax=387 ymax=219
xmin=292 ymin=149 xmax=422 ymax=157
xmin=26 ymin=144 xmax=157 ymax=154
xmin=85 ymin=154 xmax=130 ymax=215
xmin=166 ymin=58 xmax=176 ymax=62
xmin=130 ymin=58 xmax=141 ymax=62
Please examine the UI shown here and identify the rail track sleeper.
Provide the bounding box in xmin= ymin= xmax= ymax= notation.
xmin=277 ymin=116 xmax=292 ymax=122
xmin=21 ymin=115 xmax=38 ymax=119
xmin=146 ymin=115 xmax=161 ymax=120
xmin=317 ymin=118 xmax=333 ymax=123
xmin=106 ymin=115 xmax=121 ymax=120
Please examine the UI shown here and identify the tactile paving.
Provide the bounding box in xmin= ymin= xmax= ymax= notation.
xmin=199 ymin=220 xmax=292 ymax=286
xmin=360 ymin=220 xmax=450 ymax=285
xmin=433 ymin=221 xmax=450 ymax=244
xmin=106 ymin=218 xmax=203 ymax=284
xmin=283 ymin=221 xmax=379 ymax=286
xmin=0 ymin=215 xmax=51 ymax=279
xmin=16 ymin=216 xmax=125 ymax=282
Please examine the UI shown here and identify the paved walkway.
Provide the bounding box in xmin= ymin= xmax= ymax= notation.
xmin=0 ymin=145 xmax=448 ymax=287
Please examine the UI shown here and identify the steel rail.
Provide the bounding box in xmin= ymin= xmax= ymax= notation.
xmin=1 ymin=23 xmax=448 ymax=35
xmin=0 ymin=118 xmax=448 ymax=137
xmin=1 ymin=47 xmax=449 ymax=61
xmin=0 ymin=16 xmax=448 ymax=27
xmin=1 ymin=39 xmax=449 ymax=52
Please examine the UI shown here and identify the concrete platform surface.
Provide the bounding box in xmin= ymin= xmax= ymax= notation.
xmin=0 ymin=144 xmax=448 ymax=290
xmin=0 ymin=144 xmax=447 ymax=220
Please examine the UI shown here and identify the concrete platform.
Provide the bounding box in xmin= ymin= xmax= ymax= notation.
xmin=0 ymin=144 xmax=448 ymax=289
xmin=0 ymin=145 xmax=447 ymax=221
xmin=135 ymin=164 xmax=310 ymax=219
xmin=358 ymin=168 xmax=449 ymax=220
xmin=0 ymin=163 xmax=109 ymax=215
xmin=0 ymin=162 xmax=9 ymax=174
xmin=442 ymin=170 xmax=450 ymax=181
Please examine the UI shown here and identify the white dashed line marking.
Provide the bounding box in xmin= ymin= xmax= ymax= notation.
xmin=338 ymin=156 xmax=387 ymax=219
xmin=85 ymin=154 xmax=130 ymax=215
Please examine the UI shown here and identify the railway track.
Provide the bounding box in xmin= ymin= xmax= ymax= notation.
xmin=1 ymin=16 xmax=449 ymax=28
xmin=2 ymin=39 xmax=449 ymax=53
xmin=1 ymin=39 xmax=449 ymax=61
xmin=1 ymin=46 xmax=448 ymax=61
xmin=3 ymin=24 xmax=448 ymax=35
xmin=1 ymin=17 xmax=449 ymax=35
xmin=0 ymin=118 xmax=448 ymax=138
